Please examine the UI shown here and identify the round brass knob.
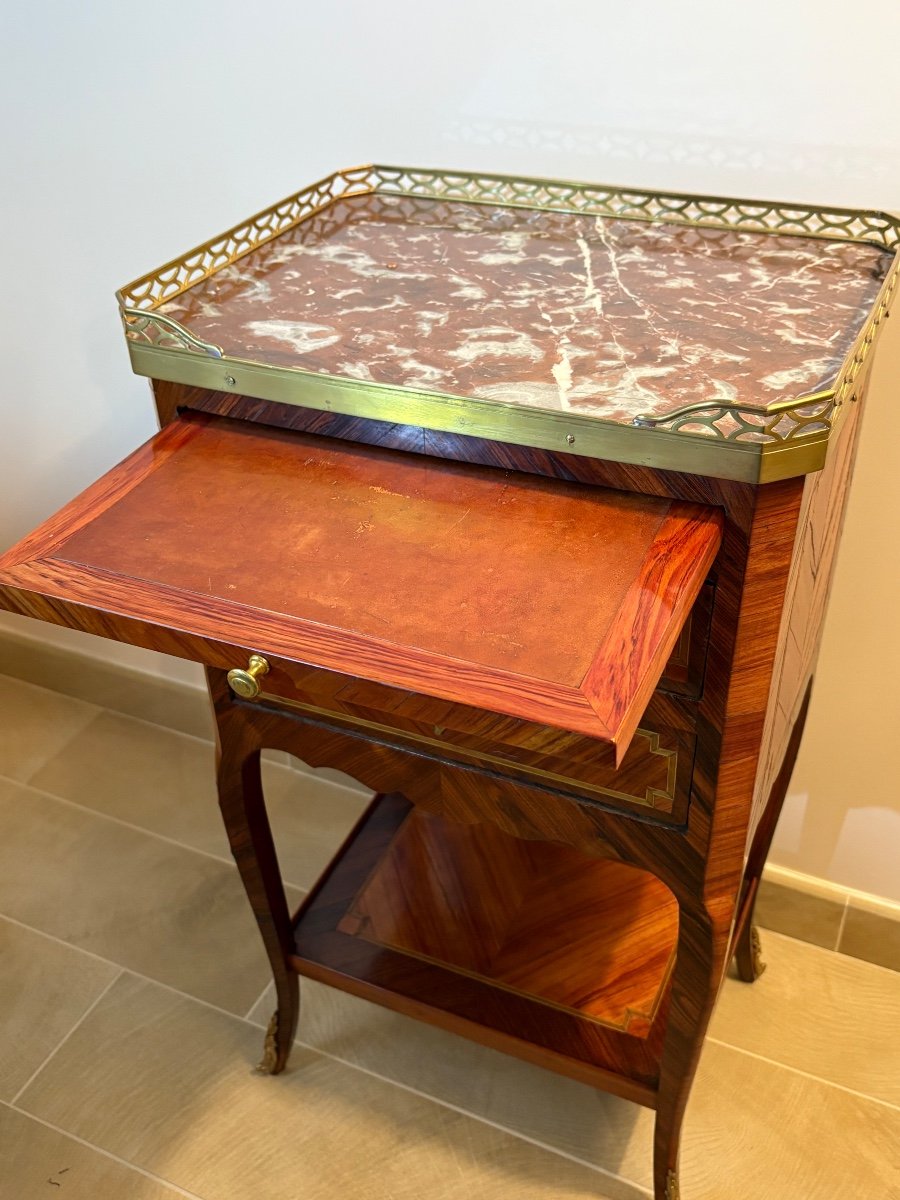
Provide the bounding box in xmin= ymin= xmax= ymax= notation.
xmin=226 ymin=654 xmax=270 ymax=700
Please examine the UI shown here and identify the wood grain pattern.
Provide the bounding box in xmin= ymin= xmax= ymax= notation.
xmin=256 ymin=660 xmax=698 ymax=822
xmin=750 ymin=372 xmax=868 ymax=839
xmin=209 ymin=674 xmax=299 ymax=1071
xmin=728 ymin=364 xmax=872 ymax=995
xmin=290 ymin=790 xmax=670 ymax=1100
xmin=733 ymin=681 xmax=811 ymax=981
xmin=582 ymin=504 xmax=720 ymax=765
xmin=336 ymin=796 xmax=679 ymax=1036
xmin=642 ymin=476 xmax=804 ymax=1198
xmin=0 ymin=411 xmax=720 ymax=757
xmin=149 ymin=381 xmax=756 ymax=526
xmin=211 ymin=675 xmax=684 ymax=875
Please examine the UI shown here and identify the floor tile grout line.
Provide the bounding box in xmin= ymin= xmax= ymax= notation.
xmin=763 ymin=925 xmax=900 ymax=978
xmin=5 ymin=704 xmax=101 ymax=785
xmin=0 ymin=766 xmax=368 ymax=886
xmin=76 ymin=700 xmax=214 ymax=748
xmin=87 ymin=697 xmax=375 ymax=803
xmin=0 ymin=914 xmax=269 ymax=1028
xmin=2 ymin=987 xmax=889 ymax=1200
xmin=0 ymin=773 xmax=242 ymax=870
xmin=8 ymin=677 xmax=900 ymax=900
xmin=0 ymin=671 xmax=214 ymax=749
xmin=4 ymin=907 xmax=900 ymax=1127
xmin=119 ymin=958 xmax=900 ymax=1127
xmin=284 ymin=1025 xmax=900 ymax=1157
xmin=0 ymin=771 xmax=303 ymax=892
xmin=706 ymin=1037 xmax=900 ymax=1113
xmin=6 ymin=936 xmax=897 ymax=1194
xmin=1 ymin=777 xmax=894 ymax=1178
xmin=0 ymin=674 xmax=103 ymax=722
xmin=279 ymin=1034 xmax=655 ymax=1195
xmin=5 ymin=690 xmax=374 ymax=803
xmin=243 ymin=984 xmax=272 ymax=1022
xmin=72 ymin=696 xmax=375 ymax=802
xmin=0 ymin=670 xmax=102 ymax=710
xmin=0 ymin=917 xmax=652 ymax=1196
xmin=1 ymin=933 xmax=653 ymax=1196
xmin=9 ymin=793 xmax=889 ymax=991
xmin=20 ymin=697 xmax=889 ymax=955
xmin=97 ymin=968 xmax=653 ymax=1194
xmin=1 ymin=680 xmax=892 ymax=1189
xmin=1 ymin=1100 xmax=207 ymax=1200
xmin=10 ymin=970 xmax=125 ymax=1107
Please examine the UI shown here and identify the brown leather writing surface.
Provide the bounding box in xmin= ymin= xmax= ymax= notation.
xmin=0 ymin=413 xmax=721 ymax=756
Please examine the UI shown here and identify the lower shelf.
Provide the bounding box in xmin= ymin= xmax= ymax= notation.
xmin=290 ymin=793 xmax=678 ymax=1103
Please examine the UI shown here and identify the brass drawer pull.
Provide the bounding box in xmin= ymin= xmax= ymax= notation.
xmin=227 ymin=654 xmax=270 ymax=699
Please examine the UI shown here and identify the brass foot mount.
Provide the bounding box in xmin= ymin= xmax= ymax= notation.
xmin=257 ymin=1011 xmax=280 ymax=1074
xmin=751 ymin=926 xmax=767 ymax=979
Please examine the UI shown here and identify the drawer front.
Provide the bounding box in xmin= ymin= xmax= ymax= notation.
xmin=254 ymin=659 xmax=696 ymax=825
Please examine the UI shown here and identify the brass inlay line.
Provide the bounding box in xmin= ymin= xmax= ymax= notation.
xmin=117 ymin=164 xmax=900 ymax=480
xmin=332 ymin=795 xmax=675 ymax=1034
xmin=255 ymin=691 xmax=680 ymax=812
xmin=343 ymin=911 xmax=674 ymax=1034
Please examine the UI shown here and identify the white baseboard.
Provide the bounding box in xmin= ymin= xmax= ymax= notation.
xmin=763 ymin=862 xmax=900 ymax=922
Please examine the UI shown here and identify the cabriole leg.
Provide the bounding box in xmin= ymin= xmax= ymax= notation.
xmin=654 ymin=900 xmax=726 ymax=1200
xmin=734 ymin=681 xmax=812 ymax=983
xmin=209 ymin=670 xmax=299 ymax=1073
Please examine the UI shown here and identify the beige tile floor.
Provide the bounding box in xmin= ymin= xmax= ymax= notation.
xmin=1 ymin=675 xmax=899 ymax=1199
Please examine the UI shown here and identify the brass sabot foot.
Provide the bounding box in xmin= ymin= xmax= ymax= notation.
xmin=751 ymin=925 xmax=767 ymax=979
xmin=256 ymin=1011 xmax=280 ymax=1074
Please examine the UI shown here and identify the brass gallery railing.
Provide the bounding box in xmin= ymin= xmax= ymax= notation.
xmin=117 ymin=165 xmax=900 ymax=483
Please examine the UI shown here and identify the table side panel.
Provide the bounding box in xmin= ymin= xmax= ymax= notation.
xmin=750 ymin=363 xmax=870 ymax=839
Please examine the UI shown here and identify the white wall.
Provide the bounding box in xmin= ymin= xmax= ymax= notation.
xmin=2 ymin=2 xmax=899 ymax=897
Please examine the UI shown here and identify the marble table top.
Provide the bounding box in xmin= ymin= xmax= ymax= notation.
xmin=159 ymin=194 xmax=892 ymax=426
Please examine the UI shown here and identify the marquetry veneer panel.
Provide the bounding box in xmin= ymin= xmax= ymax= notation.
xmin=291 ymin=793 xmax=677 ymax=1094
xmin=256 ymin=663 xmax=697 ymax=822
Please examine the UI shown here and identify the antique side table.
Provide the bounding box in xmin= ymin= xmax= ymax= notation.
xmin=1 ymin=167 xmax=896 ymax=1200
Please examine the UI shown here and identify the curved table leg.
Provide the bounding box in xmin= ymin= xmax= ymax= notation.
xmin=653 ymin=899 xmax=726 ymax=1200
xmin=734 ymin=680 xmax=812 ymax=983
xmin=210 ymin=674 xmax=299 ymax=1074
